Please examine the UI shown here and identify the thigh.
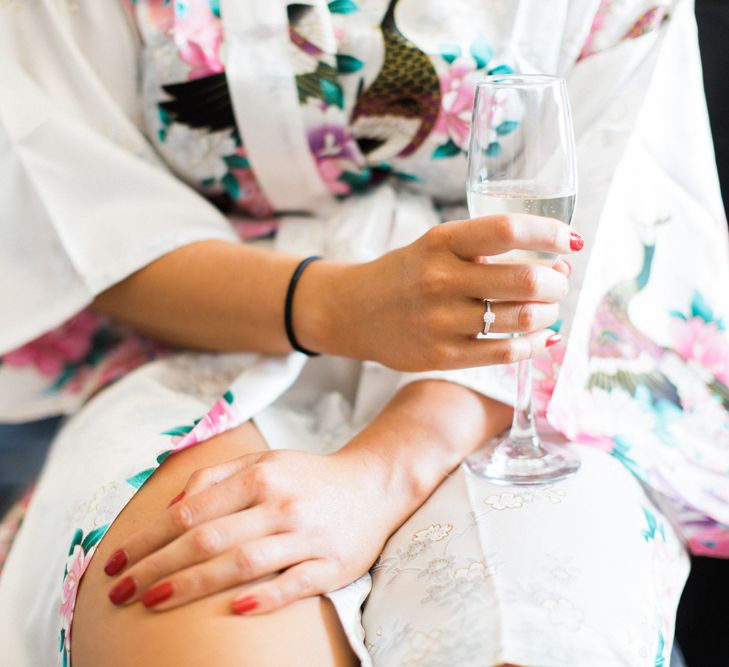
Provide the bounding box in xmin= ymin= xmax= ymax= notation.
xmin=72 ymin=422 xmax=357 ymax=667
xmin=362 ymin=444 xmax=689 ymax=667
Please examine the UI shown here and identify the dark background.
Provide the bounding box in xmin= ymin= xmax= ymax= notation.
xmin=1 ymin=3 xmax=729 ymax=664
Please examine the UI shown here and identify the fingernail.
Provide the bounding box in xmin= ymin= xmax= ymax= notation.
xmin=142 ymin=581 xmax=175 ymax=608
xmin=104 ymin=549 xmax=128 ymax=576
xmin=546 ymin=333 xmax=562 ymax=348
xmin=167 ymin=491 xmax=185 ymax=508
xmin=109 ymin=576 xmax=136 ymax=605
xmin=569 ymin=232 xmax=584 ymax=251
xmin=232 ymin=595 xmax=258 ymax=614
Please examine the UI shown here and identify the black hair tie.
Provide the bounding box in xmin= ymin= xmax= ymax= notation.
xmin=284 ymin=256 xmax=322 ymax=357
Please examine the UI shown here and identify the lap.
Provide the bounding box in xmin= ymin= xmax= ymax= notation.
xmin=72 ymin=422 xmax=356 ymax=667
xmin=360 ymin=444 xmax=689 ymax=667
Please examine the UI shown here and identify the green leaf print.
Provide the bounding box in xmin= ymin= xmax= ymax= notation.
xmin=488 ymin=64 xmax=514 ymax=76
xmin=432 ymin=139 xmax=461 ymax=159
xmin=223 ymin=389 xmax=234 ymax=404
xmin=484 ymin=141 xmax=501 ymax=157
xmin=320 ymin=79 xmax=345 ymax=109
xmin=328 ymin=0 xmax=358 ymax=13
xmin=439 ymin=43 xmax=462 ymax=64
xmin=496 ymin=120 xmax=519 ymax=136
xmin=336 ymin=54 xmax=364 ymax=74
xmin=161 ymin=425 xmax=194 ymax=437
xmin=209 ymin=0 xmax=220 ymax=17
xmin=68 ymin=528 xmax=83 ymax=556
xmin=224 ymin=154 xmax=250 ymax=169
xmin=222 ymin=172 xmax=241 ymax=199
xmin=157 ymin=449 xmax=174 ymax=464
xmin=126 ymin=467 xmax=156 ymax=490
xmin=81 ymin=524 xmax=109 ymax=552
xmin=469 ymin=38 xmax=493 ymax=69
xmin=339 ymin=169 xmax=373 ymax=191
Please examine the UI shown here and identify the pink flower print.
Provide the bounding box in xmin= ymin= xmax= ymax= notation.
xmin=173 ymin=0 xmax=224 ymax=80
xmin=434 ymin=59 xmax=477 ymax=149
xmin=532 ymin=343 xmax=566 ymax=417
xmin=60 ymin=545 xmax=89 ymax=639
xmin=172 ymin=394 xmax=238 ymax=453
xmin=308 ymin=124 xmax=358 ymax=195
xmin=3 ymin=310 xmax=100 ymax=378
xmin=688 ymin=525 xmax=729 ymax=557
xmin=672 ymin=317 xmax=729 ymax=384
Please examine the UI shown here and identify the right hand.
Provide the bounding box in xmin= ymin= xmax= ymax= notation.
xmin=296 ymin=214 xmax=582 ymax=372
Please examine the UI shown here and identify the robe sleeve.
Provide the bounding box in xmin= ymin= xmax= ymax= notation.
xmin=0 ymin=1 xmax=238 ymax=355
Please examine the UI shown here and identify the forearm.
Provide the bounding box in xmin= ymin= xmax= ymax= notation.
xmin=92 ymin=240 xmax=347 ymax=355
xmin=336 ymin=380 xmax=512 ymax=531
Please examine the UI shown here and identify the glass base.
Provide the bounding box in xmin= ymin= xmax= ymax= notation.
xmin=466 ymin=431 xmax=580 ymax=485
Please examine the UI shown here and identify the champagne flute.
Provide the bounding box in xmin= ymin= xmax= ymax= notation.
xmin=465 ymin=74 xmax=580 ymax=485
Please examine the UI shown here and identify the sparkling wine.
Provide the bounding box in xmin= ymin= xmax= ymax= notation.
xmin=467 ymin=185 xmax=575 ymax=266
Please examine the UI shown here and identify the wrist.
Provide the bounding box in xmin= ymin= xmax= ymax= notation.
xmin=292 ymin=259 xmax=364 ymax=358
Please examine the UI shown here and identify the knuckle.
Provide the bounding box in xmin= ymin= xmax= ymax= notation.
xmin=234 ymin=545 xmax=263 ymax=577
xmin=518 ymin=266 xmax=540 ymax=296
xmin=188 ymin=468 xmax=211 ymax=488
xmin=422 ymin=223 xmax=447 ymax=252
xmin=296 ymin=572 xmax=314 ymax=596
xmin=250 ymin=465 xmax=273 ymax=495
xmin=517 ymin=304 xmax=536 ymax=331
xmin=190 ymin=525 xmax=222 ymax=558
xmin=419 ymin=264 xmax=449 ymax=296
xmin=168 ymin=502 xmax=195 ymax=533
xmin=267 ymin=586 xmax=285 ymax=607
xmin=427 ymin=343 xmax=454 ymax=370
xmin=493 ymin=215 xmax=517 ymax=245
xmin=277 ymin=496 xmax=304 ymax=525
xmin=496 ymin=342 xmax=520 ymax=366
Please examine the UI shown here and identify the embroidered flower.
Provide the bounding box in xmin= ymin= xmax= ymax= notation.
xmin=542 ymin=597 xmax=585 ymax=631
xmin=3 ymin=311 xmax=100 ymax=378
xmin=433 ymin=59 xmax=477 ymax=149
xmin=412 ymin=523 xmax=453 ymax=543
xmin=484 ymin=493 xmax=524 ymax=510
xmin=160 ymin=124 xmax=237 ymax=183
xmin=672 ymin=317 xmax=729 ymax=384
xmin=453 ymin=561 xmax=490 ymax=583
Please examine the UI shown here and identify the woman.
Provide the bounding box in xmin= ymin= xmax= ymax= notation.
xmin=0 ymin=0 xmax=726 ymax=665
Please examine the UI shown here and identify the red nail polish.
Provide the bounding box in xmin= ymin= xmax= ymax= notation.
xmin=167 ymin=491 xmax=186 ymax=508
xmin=109 ymin=576 xmax=136 ymax=605
xmin=570 ymin=232 xmax=584 ymax=251
xmin=142 ymin=581 xmax=175 ymax=608
xmin=232 ymin=596 xmax=258 ymax=614
xmin=546 ymin=333 xmax=562 ymax=348
xmin=104 ymin=549 xmax=128 ymax=576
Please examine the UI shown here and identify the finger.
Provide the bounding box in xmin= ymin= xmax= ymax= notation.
xmin=429 ymin=329 xmax=561 ymax=370
xmin=107 ymin=505 xmax=274 ymax=606
xmin=137 ymin=535 xmax=308 ymax=611
xmin=553 ymin=258 xmax=571 ymax=277
xmin=441 ymin=214 xmax=582 ymax=259
xmin=458 ymin=261 xmax=569 ymax=302
xmin=105 ymin=466 xmax=263 ymax=578
xmin=452 ymin=300 xmax=560 ymax=336
xmin=231 ymin=560 xmax=333 ymax=616
xmin=177 ymin=457 xmax=253 ymax=500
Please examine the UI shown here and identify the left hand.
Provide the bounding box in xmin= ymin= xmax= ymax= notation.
xmin=105 ymin=448 xmax=403 ymax=615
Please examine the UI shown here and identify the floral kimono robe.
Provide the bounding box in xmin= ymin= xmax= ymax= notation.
xmin=0 ymin=0 xmax=725 ymax=665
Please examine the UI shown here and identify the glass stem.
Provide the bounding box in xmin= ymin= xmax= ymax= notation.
xmin=508 ymin=358 xmax=541 ymax=448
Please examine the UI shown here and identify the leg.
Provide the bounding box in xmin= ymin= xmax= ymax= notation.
xmin=72 ymin=422 xmax=357 ymax=667
xmin=359 ymin=444 xmax=689 ymax=667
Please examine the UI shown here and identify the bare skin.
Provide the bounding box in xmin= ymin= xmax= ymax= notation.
xmin=71 ymin=215 xmax=581 ymax=664
xmin=73 ymin=422 xmax=358 ymax=667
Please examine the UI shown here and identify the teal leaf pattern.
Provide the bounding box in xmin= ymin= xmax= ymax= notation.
xmin=340 ymin=168 xmax=373 ymax=191
xmin=469 ymin=37 xmax=492 ymax=69
xmin=328 ymin=0 xmax=358 ymax=14
xmin=68 ymin=528 xmax=83 ymax=556
xmin=496 ymin=120 xmax=519 ymax=136
xmin=223 ymin=389 xmax=234 ymax=404
xmin=320 ymin=79 xmax=345 ymax=109
xmin=222 ymin=171 xmax=240 ymax=199
xmin=439 ymin=43 xmax=462 ymax=64
xmin=432 ymin=139 xmax=461 ymax=158
xmin=81 ymin=524 xmax=109 ymax=552
xmin=156 ymin=449 xmax=174 ymax=464
xmin=161 ymin=424 xmax=194 ymax=437
xmin=488 ymin=64 xmax=514 ymax=75
xmin=336 ymin=54 xmax=364 ymax=73
xmin=126 ymin=467 xmax=156 ymax=490
xmin=224 ymin=154 xmax=250 ymax=169
xmin=484 ymin=141 xmax=501 ymax=157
